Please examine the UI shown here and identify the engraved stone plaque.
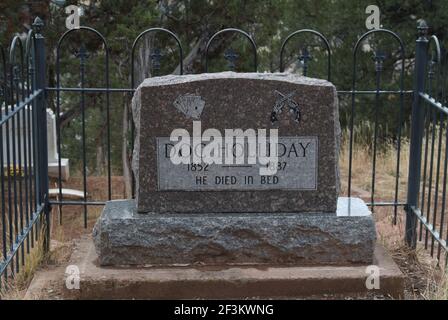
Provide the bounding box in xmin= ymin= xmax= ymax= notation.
xmin=156 ymin=136 xmax=318 ymax=191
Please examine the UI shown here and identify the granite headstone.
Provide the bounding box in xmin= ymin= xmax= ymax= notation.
xmin=132 ymin=72 xmax=340 ymax=214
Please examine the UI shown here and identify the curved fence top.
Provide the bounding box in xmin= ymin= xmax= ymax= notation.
xmin=9 ymin=35 xmax=25 ymax=67
xmin=56 ymin=26 xmax=110 ymax=87
xmin=205 ymin=28 xmax=257 ymax=73
xmin=25 ymin=29 xmax=35 ymax=60
xmin=131 ymin=27 xmax=183 ymax=88
xmin=0 ymin=44 xmax=6 ymax=102
xmin=351 ymin=28 xmax=406 ymax=91
xmin=428 ymin=35 xmax=442 ymax=65
xmin=427 ymin=35 xmax=443 ymax=79
xmin=279 ymin=29 xmax=331 ymax=81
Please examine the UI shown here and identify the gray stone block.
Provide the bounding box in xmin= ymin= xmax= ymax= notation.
xmin=132 ymin=72 xmax=340 ymax=214
xmin=93 ymin=198 xmax=376 ymax=267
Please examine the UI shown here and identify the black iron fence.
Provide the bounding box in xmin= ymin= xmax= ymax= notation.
xmin=406 ymin=21 xmax=448 ymax=263
xmin=0 ymin=18 xmax=49 ymax=289
xmin=1 ymin=17 xmax=447 ymax=288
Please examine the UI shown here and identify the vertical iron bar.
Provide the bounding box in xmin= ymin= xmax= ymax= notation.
xmin=371 ymin=52 xmax=384 ymax=211
xmin=9 ymin=61 xmax=19 ymax=273
xmin=26 ymin=35 xmax=35 ymax=249
xmin=31 ymin=46 xmax=40 ymax=244
xmin=13 ymin=62 xmax=25 ymax=266
xmin=348 ymin=48 xmax=358 ymax=199
xmin=394 ymin=51 xmax=406 ymax=225
xmin=33 ymin=17 xmax=50 ymax=252
xmin=437 ymin=118 xmax=448 ymax=261
xmin=0 ymin=95 xmax=6 ymax=279
xmin=0 ymin=46 xmax=8 ymax=278
xmin=424 ymin=51 xmax=439 ymax=251
xmin=23 ymin=77 xmax=30 ymax=254
xmin=424 ymin=109 xmax=437 ymax=249
xmin=437 ymin=49 xmax=448 ymax=262
xmin=6 ymin=104 xmax=12 ymax=275
xmin=406 ymin=21 xmax=429 ymax=248
xmin=78 ymin=46 xmax=88 ymax=228
xmin=31 ymin=55 xmax=39 ymax=244
xmin=418 ymin=62 xmax=430 ymax=242
xmin=431 ymin=113 xmax=443 ymax=256
xmin=393 ymin=91 xmax=404 ymax=224
xmin=56 ymin=44 xmax=63 ymax=225
xmin=419 ymin=104 xmax=431 ymax=241
xmin=106 ymin=56 xmax=111 ymax=201
xmin=0 ymin=118 xmax=5 ymax=278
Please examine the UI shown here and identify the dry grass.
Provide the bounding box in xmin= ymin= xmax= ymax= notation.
xmin=433 ymin=274 xmax=448 ymax=299
xmin=48 ymin=176 xmax=126 ymax=240
xmin=339 ymin=127 xmax=410 ymax=201
xmin=1 ymin=227 xmax=46 ymax=299
xmin=0 ymin=177 xmax=124 ymax=299
xmin=340 ymin=127 xmax=448 ymax=299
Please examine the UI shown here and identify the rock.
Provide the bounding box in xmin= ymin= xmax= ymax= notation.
xmin=93 ymin=198 xmax=376 ymax=266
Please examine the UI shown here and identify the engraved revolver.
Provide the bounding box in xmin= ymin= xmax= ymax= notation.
xmin=270 ymin=90 xmax=301 ymax=125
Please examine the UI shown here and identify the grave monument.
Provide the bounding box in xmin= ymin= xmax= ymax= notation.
xmin=93 ymin=72 xmax=376 ymax=267
xmin=1 ymin=107 xmax=69 ymax=180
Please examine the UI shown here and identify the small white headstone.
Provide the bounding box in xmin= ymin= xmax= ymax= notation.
xmin=1 ymin=106 xmax=69 ymax=180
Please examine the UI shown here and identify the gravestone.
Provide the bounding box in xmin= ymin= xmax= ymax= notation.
xmin=1 ymin=107 xmax=69 ymax=180
xmin=93 ymin=72 xmax=376 ymax=266
xmin=132 ymin=73 xmax=339 ymax=214
xmin=46 ymin=109 xmax=70 ymax=180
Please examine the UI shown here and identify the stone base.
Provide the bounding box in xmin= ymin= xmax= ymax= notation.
xmin=59 ymin=236 xmax=404 ymax=299
xmin=93 ymin=198 xmax=376 ymax=267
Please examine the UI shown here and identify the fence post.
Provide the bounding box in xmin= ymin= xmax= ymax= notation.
xmin=33 ymin=17 xmax=50 ymax=252
xmin=405 ymin=20 xmax=429 ymax=248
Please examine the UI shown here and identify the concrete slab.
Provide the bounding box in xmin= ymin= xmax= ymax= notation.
xmin=49 ymin=188 xmax=85 ymax=199
xmin=55 ymin=236 xmax=404 ymax=300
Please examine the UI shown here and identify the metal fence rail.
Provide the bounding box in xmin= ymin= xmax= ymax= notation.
xmin=1 ymin=17 xmax=448 ymax=287
xmin=55 ymin=26 xmax=111 ymax=228
xmin=406 ymin=22 xmax=448 ymax=265
xmin=0 ymin=18 xmax=49 ymax=289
